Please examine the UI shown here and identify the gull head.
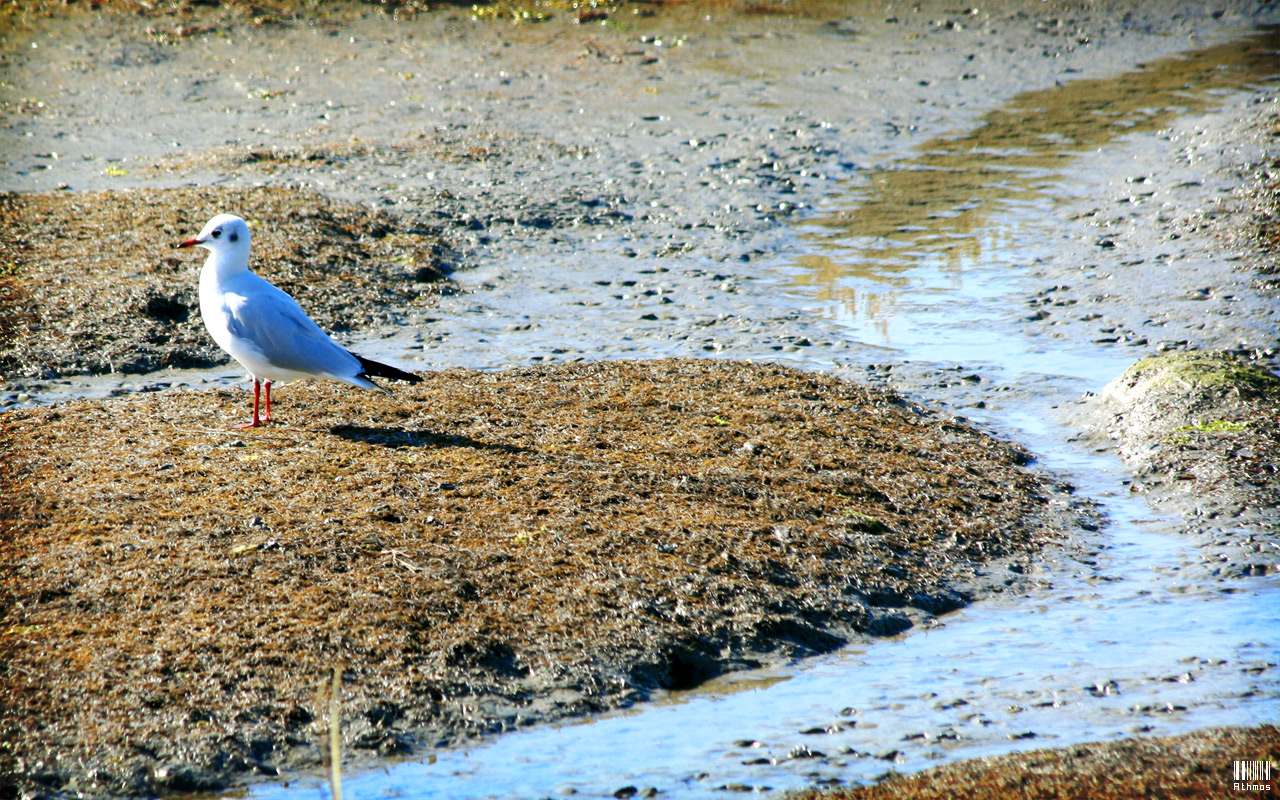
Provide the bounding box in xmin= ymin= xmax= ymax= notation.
xmin=178 ymin=213 xmax=251 ymax=256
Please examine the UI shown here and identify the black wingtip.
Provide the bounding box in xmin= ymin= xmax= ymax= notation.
xmin=355 ymin=354 xmax=423 ymax=384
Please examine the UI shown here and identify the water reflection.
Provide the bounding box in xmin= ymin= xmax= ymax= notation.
xmin=790 ymin=26 xmax=1280 ymax=338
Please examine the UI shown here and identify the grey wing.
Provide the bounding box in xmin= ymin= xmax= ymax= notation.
xmin=224 ymin=282 xmax=362 ymax=378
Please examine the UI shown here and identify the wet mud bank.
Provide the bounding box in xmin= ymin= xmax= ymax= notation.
xmin=1075 ymin=103 xmax=1280 ymax=580
xmin=1092 ymin=352 xmax=1280 ymax=578
xmin=801 ymin=724 xmax=1280 ymax=800
xmin=0 ymin=360 xmax=1088 ymax=797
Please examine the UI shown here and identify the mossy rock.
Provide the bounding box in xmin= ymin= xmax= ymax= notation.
xmin=1099 ymin=351 xmax=1280 ymax=458
xmin=1108 ymin=351 xmax=1280 ymax=404
xmin=1096 ymin=351 xmax=1280 ymax=535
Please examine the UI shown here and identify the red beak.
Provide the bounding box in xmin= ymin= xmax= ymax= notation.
xmin=177 ymin=237 xmax=201 ymax=248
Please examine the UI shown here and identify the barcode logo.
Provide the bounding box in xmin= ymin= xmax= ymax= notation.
xmin=1234 ymin=760 xmax=1274 ymax=793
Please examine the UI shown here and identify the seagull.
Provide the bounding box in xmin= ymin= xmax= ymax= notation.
xmin=178 ymin=213 xmax=421 ymax=429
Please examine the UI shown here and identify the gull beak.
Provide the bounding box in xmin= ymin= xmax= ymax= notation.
xmin=177 ymin=236 xmax=202 ymax=249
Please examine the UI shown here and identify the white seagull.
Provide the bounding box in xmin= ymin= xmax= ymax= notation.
xmin=179 ymin=213 xmax=421 ymax=429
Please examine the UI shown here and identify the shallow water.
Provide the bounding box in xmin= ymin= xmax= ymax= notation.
xmin=248 ymin=21 xmax=1280 ymax=800
xmin=780 ymin=25 xmax=1280 ymax=378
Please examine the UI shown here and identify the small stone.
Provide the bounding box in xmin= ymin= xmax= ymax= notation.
xmin=1086 ymin=680 xmax=1119 ymax=697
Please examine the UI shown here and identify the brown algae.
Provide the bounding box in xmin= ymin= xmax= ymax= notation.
xmin=802 ymin=724 xmax=1280 ymax=800
xmin=0 ymin=359 xmax=1078 ymax=796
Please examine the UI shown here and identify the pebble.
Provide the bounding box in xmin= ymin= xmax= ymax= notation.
xmin=787 ymin=744 xmax=824 ymax=759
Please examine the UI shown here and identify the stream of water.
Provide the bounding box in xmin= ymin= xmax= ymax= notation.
xmin=250 ymin=23 xmax=1280 ymax=800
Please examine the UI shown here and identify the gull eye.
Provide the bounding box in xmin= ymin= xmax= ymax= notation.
xmin=212 ymin=228 xmax=222 ymax=239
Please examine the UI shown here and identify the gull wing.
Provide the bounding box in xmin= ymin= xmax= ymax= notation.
xmin=221 ymin=274 xmax=364 ymax=381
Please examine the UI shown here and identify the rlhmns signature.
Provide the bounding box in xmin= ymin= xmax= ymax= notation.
xmin=1234 ymin=760 xmax=1275 ymax=794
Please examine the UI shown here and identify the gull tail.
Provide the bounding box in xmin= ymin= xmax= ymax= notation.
xmin=354 ymin=354 xmax=423 ymax=385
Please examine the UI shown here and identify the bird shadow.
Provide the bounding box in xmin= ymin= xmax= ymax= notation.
xmin=330 ymin=424 xmax=533 ymax=455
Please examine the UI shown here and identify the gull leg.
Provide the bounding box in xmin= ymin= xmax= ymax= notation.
xmin=263 ymin=380 xmax=273 ymax=423
xmin=235 ymin=379 xmax=265 ymax=429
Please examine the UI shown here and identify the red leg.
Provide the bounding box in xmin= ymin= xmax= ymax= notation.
xmin=235 ymin=379 xmax=265 ymax=429
xmin=263 ymin=380 xmax=273 ymax=423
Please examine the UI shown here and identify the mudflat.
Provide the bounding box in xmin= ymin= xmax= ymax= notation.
xmin=3 ymin=0 xmax=1279 ymax=797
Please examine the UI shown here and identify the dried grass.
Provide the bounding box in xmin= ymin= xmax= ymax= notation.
xmin=0 ymin=359 xmax=1072 ymax=796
